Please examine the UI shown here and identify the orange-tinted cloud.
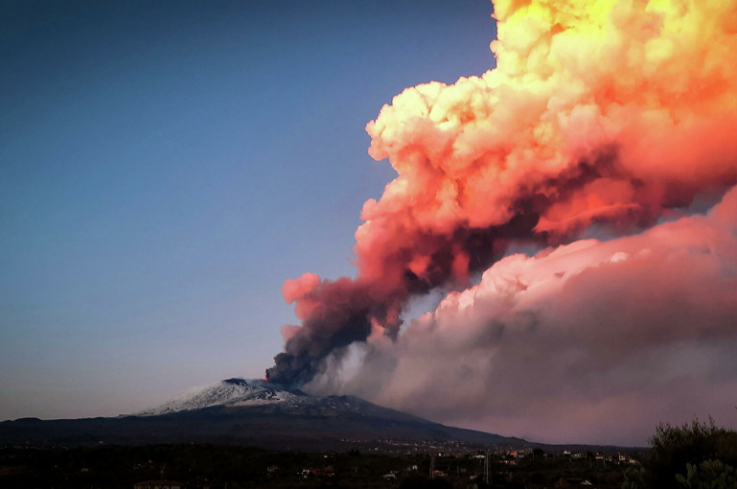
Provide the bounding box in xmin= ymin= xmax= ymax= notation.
xmin=267 ymin=0 xmax=737 ymax=387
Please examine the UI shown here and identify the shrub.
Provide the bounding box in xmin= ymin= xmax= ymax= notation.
xmin=645 ymin=418 xmax=737 ymax=489
xmin=676 ymin=460 xmax=737 ymax=489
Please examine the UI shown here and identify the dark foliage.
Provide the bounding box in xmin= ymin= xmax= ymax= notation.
xmin=644 ymin=418 xmax=737 ymax=489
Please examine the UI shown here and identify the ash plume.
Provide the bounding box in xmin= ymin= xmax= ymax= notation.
xmin=266 ymin=0 xmax=737 ymax=387
xmin=314 ymin=186 xmax=737 ymax=445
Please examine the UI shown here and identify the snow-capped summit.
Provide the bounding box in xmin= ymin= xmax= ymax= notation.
xmin=139 ymin=378 xmax=306 ymax=416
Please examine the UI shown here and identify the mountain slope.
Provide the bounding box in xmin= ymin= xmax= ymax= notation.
xmin=0 ymin=379 xmax=522 ymax=451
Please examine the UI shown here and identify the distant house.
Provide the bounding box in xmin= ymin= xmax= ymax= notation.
xmin=134 ymin=481 xmax=185 ymax=489
xmin=302 ymin=466 xmax=335 ymax=479
xmin=618 ymin=453 xmax=640 ymax=464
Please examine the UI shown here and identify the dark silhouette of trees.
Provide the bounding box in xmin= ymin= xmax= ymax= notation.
xmin=642 ymin=417 xmax=737 ymax=489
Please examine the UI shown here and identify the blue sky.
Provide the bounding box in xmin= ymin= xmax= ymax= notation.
xmin=0 ymin=0 xmax=496 ymax=419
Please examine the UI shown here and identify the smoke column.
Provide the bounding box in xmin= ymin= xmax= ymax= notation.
xmin=266 ymin=0 xmax=737 ymax=386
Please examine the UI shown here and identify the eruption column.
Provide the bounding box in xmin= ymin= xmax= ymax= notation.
xmin=266 ymin=0 xmax=737 ymax=386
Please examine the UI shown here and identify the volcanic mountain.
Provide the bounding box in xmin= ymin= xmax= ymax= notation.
xmin=0 ymin=378 xmax=528 ymax=451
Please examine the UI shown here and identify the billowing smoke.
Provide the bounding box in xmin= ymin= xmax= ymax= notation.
xmin=308 ymin=186 xmax=737 ymax=444
xmin=266 ymin=0 xmax=737 ymax=388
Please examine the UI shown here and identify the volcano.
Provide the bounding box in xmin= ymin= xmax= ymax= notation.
xmin=0 ymin=379 xmax=527 ymax=451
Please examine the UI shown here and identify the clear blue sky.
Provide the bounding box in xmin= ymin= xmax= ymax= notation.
xmin=0 ymin=0 xmax=496 ymax=419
